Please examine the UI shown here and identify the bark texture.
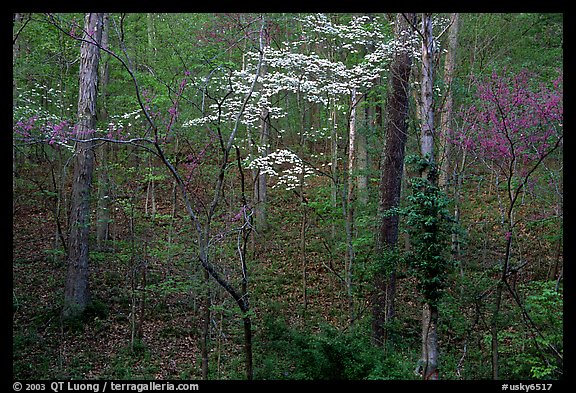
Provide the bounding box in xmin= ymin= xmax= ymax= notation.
xmin=63 ymin=13 xmax=103 ymax=319
xmin=419 ymin=13 xmax=439 ymax=380
xmin=439 ymin=13 xmax=460 ymax=189
xmin=372 ymin=12 xmax=416 ymax=346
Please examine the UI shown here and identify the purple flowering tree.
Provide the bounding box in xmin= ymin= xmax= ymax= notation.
xmin=451 ymin=68 xmax=563 ymax=379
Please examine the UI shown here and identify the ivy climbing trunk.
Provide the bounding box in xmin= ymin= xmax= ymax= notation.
xmin=63 ymin=13 xmax=103 ymax=320
xmin=419 ymin=12 xmax=439 ymax=380
xmin=372 ymin=12 xmax=415 ymax=346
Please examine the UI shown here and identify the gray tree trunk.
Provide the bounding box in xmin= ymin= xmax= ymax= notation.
xmin=419 ymin=13 xmax=439 ymax=380
xmin=96 ymin=13 xmax=111 ymax=249
xmin=356 ymin=100 xmax=369 ymax=205
xmin=439 ymin=13 xmax=460 ymax=189
xmin=253 ymin=102 xmax=270 ymax=232
xmin=147 ymin=13 xmax=157 ymax=60
xmin=63 ymin=13 xmax=103 ymax=320
xmin=253 ymin=30 xmax=270 ymax=233
xmin=421 ymin=303 xmax=439 ymax=380
xmin=13 ymin=13 xmax=22 ymax=215
xmin=420 ymin=13 xmax=435 ymax=168
xmin=345 ymin=87 xmax=357 ymax=324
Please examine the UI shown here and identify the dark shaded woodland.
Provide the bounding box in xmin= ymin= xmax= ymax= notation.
xmin=13 ymin=13 xmax=563 ymax=381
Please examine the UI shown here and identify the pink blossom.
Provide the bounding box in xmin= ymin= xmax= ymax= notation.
xmin=452 ymin=68 xmax=562 ymax=173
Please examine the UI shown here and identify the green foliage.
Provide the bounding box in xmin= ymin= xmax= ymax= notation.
xmin=256 ymin=315 xmax=415 ymax=380
xmin=62 ymin=297 xmax=110 ymax=332
xmin=141 ymin=167 xmax=169 ymax=183
xmin=106 ymin=340 xmax=158 ymax=379
xmin=307 ymin=193 xmax=340 ymax=220
xmin=366 ymin=350 xmax=418 ymax=380
xmin=458 ymin=14 xmax=563 ymax=79
xmin=477 ymin=280 xmax=563 ymax=379
xmin=12 ymin=12 xmax=562 ymax=381
xmin=398 ymin=156 xmax=454 ymax=305
xmin=372 ymin=247 xmax=405 ymax=279
xmin=13 ymin=329 xmax=51 ymax=378
xmin=147 ymin=277 xmax=194 ymax=297
xmin=511 ymin=281 xmax=562 ymax=379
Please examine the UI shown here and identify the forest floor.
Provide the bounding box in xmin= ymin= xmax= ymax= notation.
xmin=14 ymin=176 xmax=409 ymax=380
xmin=13 ymin=201 xmax=201 ymax=379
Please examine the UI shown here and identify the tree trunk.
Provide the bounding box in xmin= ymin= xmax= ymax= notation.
xmin=300 ymin=160 xmax=308 ymax=313
xmin=201 ymin=269 xmax=210 ymax=379
xmin=330 ymin=103 xmax=339 ymax=243
xmin=439 ymin=13 xmax=460 ymax=189
xmin=96 ymin=13 xmax=111 ymax=249
xmin=253 ymin=29 xmax=270 ymax=233
xmin=357 ymin=102 xmax=369 ymax=205
xmin=13 ymin=13 xmax=22 ymax=215
xmin=372 ymin=12 xmax=415 ymax=346
xmin=242 ymin=315 xmax=253 ymax=380
xmin=421 ymin=303 xmax=439 ymax=380
xmin=419 ymin=13 xmax=439 ymax=379
xmin=147 ymin=13 xmax=157 ymax=61
xmin=420 ymin=13 xmax=435 ymax=168
xmin=253 ymin=100 xmax=270 ymax=233
xmin=491 ymin=232 xmax=512 ymax=380
xmin=345 ymin=87 xmax=357 ymax=324
xmin=63 ymin=13 xmax=103 ymax=320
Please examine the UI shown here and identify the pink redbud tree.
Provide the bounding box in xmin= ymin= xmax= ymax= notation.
xmin=451 ymin=68 xmax=563 ymax=377
xmin=452 ymin=68 xmax=562 ymax=240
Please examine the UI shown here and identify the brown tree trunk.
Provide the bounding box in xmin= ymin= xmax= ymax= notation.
xmin=243 ymin=315 xmax=253 ymax=380
xmin=372 ymin=12 xmax=416 ymax=346
xmin=201 ymin=269 xmax=210 ymax=379
xmin=63 ymin=13 xmax=104 ymax=320
xmin=300 ymin=160 xmax=308 ymax=313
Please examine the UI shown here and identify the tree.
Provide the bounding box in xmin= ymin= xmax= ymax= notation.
xmin=252 ymin=21 xmax=271 ymax=234
xmin=12 ymin=13 xmax=563 ymax=381
xmin=63 ymin=13 xmax=104 ymax=320
xmin=150 ymin=16 xmax=267 ymax=380
xmin=404 ymin=157 xmax=451 ymax=380
xmin=410 ymin=13 xmax=452 ymax=380
xmin=452 ymin=68 xmax=563 ymax=380
xmin=372 ymin=12 xmax=416 ymax=346
xmin=418 ymin=12 xmax=439 ymax=380
xmin=439 ymin=13 xmax=460 ymax=189
xmin=96 ymin=13 xmax=111 ymax=250
xmin=13 ymin=13 xmax=24 ymax=215
xmin=345 ymin=86 xmax=359 ymax=323
xmin=242 ymin=13 xmax=404 ymax=325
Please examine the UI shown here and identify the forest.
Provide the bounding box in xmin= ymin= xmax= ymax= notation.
xmin=12 ymin=13 xmax=563 ymax=382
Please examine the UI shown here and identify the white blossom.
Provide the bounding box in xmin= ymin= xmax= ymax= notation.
xmin=246 ymin=149 xmax=316 ymax=190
